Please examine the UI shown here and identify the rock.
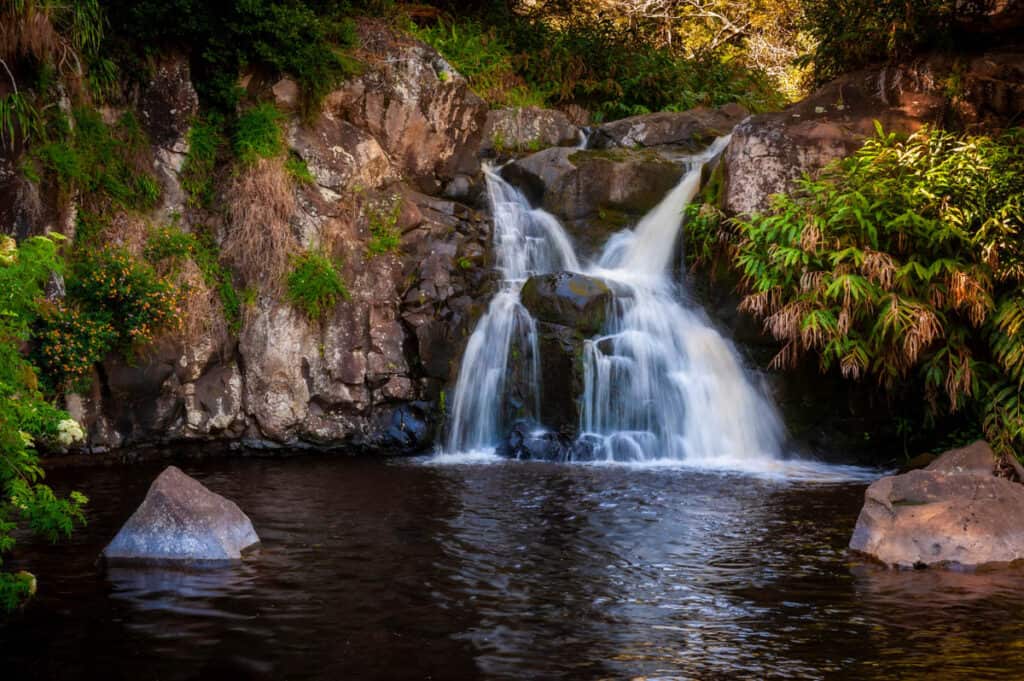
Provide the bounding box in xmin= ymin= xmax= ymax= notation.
xmin=521 ymin=272 xmax=614 ymax=335
xmin=590 ymin=105 xmax=747 ymax=150
xmin=534 ymin=321 xmax=585 ymax=432
xmin=925 ymin=440 xmax=998 ymax=475
xmin=138 ymin=52 xmax=198 ymax=148
xmin=722 ymin=51 xmax=1024 ymax=215
xmin=496 ymin=420 xmax=575 ymax=461
xmin=329 ymin=21 xmax=489 ymax=194
xmin=287 ymin=115 xmax=395 ymax=193
xmin=102 ymin=466 xmax=260 ymax=565
xmin=849 ymin=440 xmax=1024 ymax=568
xmin=504 ymin=146 xmax=683 ymax=257
xmin=481 ymin=107 xmax=580 ymax=154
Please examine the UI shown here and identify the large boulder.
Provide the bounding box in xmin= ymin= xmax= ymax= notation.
xmin=481 ymin=107 xmax=580 ymax=154
xmin=849 ymin=441 xmax=1024 ymax=568
xmin=590 ymin=104 xmax=747 ymax=150
xmin=102 ymin=466 xmax=260 ymax=565
xmin=521 ymin=272 xmax=615 ymax=335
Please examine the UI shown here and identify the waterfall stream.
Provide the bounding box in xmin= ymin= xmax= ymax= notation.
xmin=442 ymin=137 xmax=788 ymax=470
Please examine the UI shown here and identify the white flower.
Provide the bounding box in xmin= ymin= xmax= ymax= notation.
xmin=55 ymin=418 xmax=85 ymax=447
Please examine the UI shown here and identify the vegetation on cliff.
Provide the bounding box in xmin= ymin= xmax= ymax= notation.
xmin=688 ymin=126 xmax=1024 ymax=459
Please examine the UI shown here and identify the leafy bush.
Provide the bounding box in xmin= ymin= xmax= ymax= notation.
xmin=366 ymin=197 xmax=403 ymax=256
xmin=145 ymin=225 xmax=242 ymax=334
xmin=285 ymin=153 xmax=316 ymax=185
xmin=66 ymin=248 xmax=180 ymax=356
xmin=181 ymin=116 xmax=225 ymax=208
xmin=286 ymin=250 xmax=350 ymax=320
xmin=29 ymin=108 xmax=159 ymax=213
xmin=104 ymin=0 xmax=362 ymax=113
xmin=35 ymin=303 xmax=117 ymax=392
xmin=411 ymin=13 xmax=785 ymax=119
xmin=691 ymin=125 xmax=1024 ymax=456
xmin=233 ymin=104 xmax=284 ymax=165
xmin=0 ymin=235 xmax=88 ymax=611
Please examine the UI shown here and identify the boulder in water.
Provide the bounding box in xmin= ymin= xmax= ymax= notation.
xmin=102 ymin=466 xmax=260 ymax=565
xmin=849 ymin=441 xmax=1024 ymax=569
xmin=521 ymin=272 xmax=614 ymax=335
xmin=497 ymin=420 xmax=575 ymax=461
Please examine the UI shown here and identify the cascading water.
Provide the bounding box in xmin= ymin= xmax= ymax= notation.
xmin=442 ymin=136 xmax=786 ymax=469
xmin=444 ymin=169 xmax=578 ymax=454
xmin=579 ymin=138 xmax=785 ymax=465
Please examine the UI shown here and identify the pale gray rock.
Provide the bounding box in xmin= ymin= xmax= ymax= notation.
xmin=102 ymin=466 xmax=259 ymax=564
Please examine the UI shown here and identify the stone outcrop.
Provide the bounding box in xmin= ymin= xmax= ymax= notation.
xmin=849 ymin=441 xmax=1024 ymax=568
xmin=102 ymin=466 xmax=260 ymax=564
xmin=481 ymin=107 xmax=580 ymax=154
xmin=590 ymin=104 xmax=747 ymax=150
xmin=721 ymin=49 xmax=1024 ymax=215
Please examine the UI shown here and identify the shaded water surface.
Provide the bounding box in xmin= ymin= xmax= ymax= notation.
xmin=4 ymin=455 xmax=1024 ymax=680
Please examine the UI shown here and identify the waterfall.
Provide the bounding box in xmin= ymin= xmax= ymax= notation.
xmin=444 ymin=169 xmax=578 ymax=454
xmin=443 ymin=137 xmax=786 ymax=468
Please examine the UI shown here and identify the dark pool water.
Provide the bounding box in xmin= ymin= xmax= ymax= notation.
xmin=4 ymin=454 xmax=1024 ymax=680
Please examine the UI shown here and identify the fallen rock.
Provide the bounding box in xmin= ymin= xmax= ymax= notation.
xmin=850 ymin=441 xmax=1024 ymax=568
xmin=521 ymin=272 xmax=614 ymax=335
xmin=102 ymin=466 xmax=260 ymax=565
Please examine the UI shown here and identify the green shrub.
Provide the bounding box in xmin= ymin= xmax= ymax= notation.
xmin=145 ymin=225 xmax=242 ymax=333
xmin=0 ymin=235 xmax=88 ymax=611
xmin=366 ymin=196 xmax=403 ymax=256
xmin=30 ymin=108 xmax=159 ymax=213
xmin=35 ymin=303 xmax=117 ymax=392
xmin=286 ymin=250 xmax=350 ymax=320
xmin=182 ymin=117 xmax=226 ymax=208
xmin=66 ymin=247 xmax=180 ymax=356
xmin=285 ymin=153 xmax=316 ymax=185
xmin=693 ymin=124 xmax=1024 ymax=456
xmin=233 ymin=104 xmax=284 ymax=165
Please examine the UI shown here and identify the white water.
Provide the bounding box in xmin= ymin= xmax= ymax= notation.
xmin=438 ymin=138 xmax=868 ymax=479
xmin=444 ymin=170 xmax=578 ymax=454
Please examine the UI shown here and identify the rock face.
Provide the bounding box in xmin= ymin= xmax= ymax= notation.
xmin=102 ymin=466 xmax=260 ymax=564
xmin=849 ymin=441 xmax=1024 ymax=568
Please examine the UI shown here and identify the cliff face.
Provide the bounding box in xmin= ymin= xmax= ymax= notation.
xmin=50 ymin=25 xmax=498 ymax=454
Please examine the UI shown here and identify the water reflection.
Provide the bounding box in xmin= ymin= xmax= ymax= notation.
xmin=4 ymin=456 xmax=1024 ymax=680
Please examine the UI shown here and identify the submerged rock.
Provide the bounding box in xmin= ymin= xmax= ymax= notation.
xmin=102 ymin=466 xmax=260 ymax=565
xmin=520 ymin=272 xmax=614 ymax=335
xmin=849 ymin=441 xmax=1024 ymax=569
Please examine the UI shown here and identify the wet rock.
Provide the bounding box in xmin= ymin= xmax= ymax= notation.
xmin=850 ymin=440 xmax=1024 ymax=568
xmin=521 ymin=272 xmax=614 ymax=335
xmin=590 ymin=105 xmax=747 ymax=150
xmin=497 ymin=420 xmax=575 ymax=461
xmin=481 ymin=107 xmax=580 ymax=154
xmin=102 ymin=466 xmax=260 ymax=565
xmin=376 ymin=402 xmax=435 ymax=454
xmin=535 ymin=322 xmax=585 ymax=432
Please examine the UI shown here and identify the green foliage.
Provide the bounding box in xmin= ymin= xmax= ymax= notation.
xmin=0 ymin=235 xmax=88 ymax=612
xmin=34 ymin=303 xmax=116 ymax=392
xmin=692 ymin=125 xmax=1024 ymax=456
xmin=0 ymin=92 xmax=43 ymax=149
xmin=181 ymin=117 xmax=226 ymax=208
xmin=411 ymin=13 xmax=785 ymax=119
xmin=65 ymin=248 xmax=179 ymax=356
xmin=233 ymin=104 xmax=284 ymax=165
xmin=366 ymin=196 xmax=403 ymax=256
xmin=286 ymin=250 xmax=350 ymax=320
xmin=30 ymin=108 xmax=160 ymax=213
xmin=285 ymin=153 xmax=316 ymax=185
xmin=104 ymin=0 xmax=363 ymax=114
xmin=145 ymin=225 xmax=242 ymax=334
xmin=800 ymin=0 xmax=955 ymax=83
